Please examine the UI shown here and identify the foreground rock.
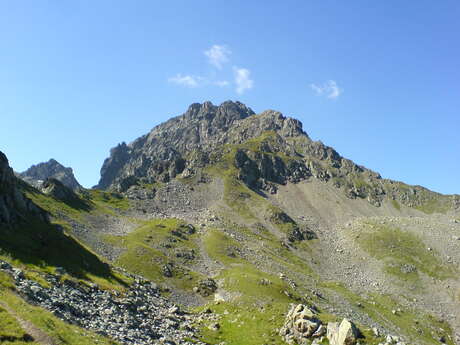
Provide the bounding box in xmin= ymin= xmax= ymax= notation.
xmin=0 ymin=260 xmax=205 ymax=345
xmin=327 ymin=318 xmax=359 ymax=345
xmin=279 ymin=304 xmax=325 ymax=344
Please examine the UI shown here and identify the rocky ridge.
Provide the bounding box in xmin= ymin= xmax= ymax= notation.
xmin=97 ymin=101 xmax=458 ymax=212
xmin=20 ymin=158 xmax=82 ymax=191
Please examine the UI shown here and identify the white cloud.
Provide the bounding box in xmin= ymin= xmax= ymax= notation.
xmin=168 ymin=74 xmax=202 ymax=87
xmin=214 ymin=80 xmax=230 ymax=87
xmin=310 ymin=80 xmax=343 ymax=99
xmin=233 ymin=67 xmax=253 ymax=94
xmin=204 ymin=45 xmax=231 ymax=69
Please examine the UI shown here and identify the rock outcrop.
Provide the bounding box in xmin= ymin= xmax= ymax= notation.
xmin=20 ymin=159 xmax=82 ymax=191
xmin=279 ymin=304 xmax=325 ymax=344
xmin=0 ymin=151 xmax=48 ymax=225
xmin=96 ymin=101 xmax=306 ymax=192
xmin=41 ymin=178 xmax=79 ymax=202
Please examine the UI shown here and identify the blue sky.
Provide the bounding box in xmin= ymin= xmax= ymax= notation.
xmin=1 ymin=1 xmax=459 ymax=193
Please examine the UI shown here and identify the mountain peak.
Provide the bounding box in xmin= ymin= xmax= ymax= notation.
xmin=20 ymin=159 xmax=82 ymax=191
xmin=184 ymin=100 xmax=255 ymax=122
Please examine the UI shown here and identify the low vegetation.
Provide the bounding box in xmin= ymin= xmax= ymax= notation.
xmin=103 ymin=218 xmax=203 ymax=290
xmin=355 ymin=222 xmax=455 ymax=282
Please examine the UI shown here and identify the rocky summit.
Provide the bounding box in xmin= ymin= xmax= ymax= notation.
xmin=1 ymin=101 xmax=460 ymax=345
xmin=20 ymin=158 xmax=82 ymax=191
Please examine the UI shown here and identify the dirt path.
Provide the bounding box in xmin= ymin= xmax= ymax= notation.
xmin=0 ymin=301 xmax=58 ymax=345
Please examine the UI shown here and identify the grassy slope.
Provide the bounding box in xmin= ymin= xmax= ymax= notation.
xmin=195 ymin=132 xmax=456 ymax=345
xmin=103 ymin=218 xmax=204 ymax=290
xmin=0 ymin=186 xmax=130 ymax=344
xmin=355 ymin=221 xmax=456 ymax=284
xmin=320 ymin=281 xmax=455 ymax=345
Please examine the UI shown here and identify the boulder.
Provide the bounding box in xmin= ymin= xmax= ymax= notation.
xmin=327 ymin=318 xmax=360 ymax=345
xmin=279 ymin=304 xmax=322 ymax=344
xmin=194 ymin=278 xmax=218 ymax=297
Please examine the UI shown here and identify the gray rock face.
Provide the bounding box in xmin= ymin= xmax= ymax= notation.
xmin=20 ymin=158 xmax=82 ymax=191
xmin=0 ymin=151 xmax=48 ymax=225
xmin=97 ymin=101 xmax=308 ymax=192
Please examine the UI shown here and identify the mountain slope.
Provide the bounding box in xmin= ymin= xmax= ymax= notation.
xmin=86 ymin=101 xmax=460 ymax=345
xmin=1 ymin=101 xmax=459 ymax=345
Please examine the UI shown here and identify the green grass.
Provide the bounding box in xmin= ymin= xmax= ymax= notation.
xmin=203 ymin=229 xmax=244 ymax=266
xmin=391 ymin=199 xmax=401 ymax=211
xmin=199 ymin=225 xmax=309 ymax=345
xmin=24 ymin=184 xmax=131 ymax=224
xmin=24 ymin=187 xmax=88 ymax=222
xmin=83 ymin=189 xmax=130 ymax=211
xmin=0 ymin=218 xmax=128 ymax=289
xmin=355 ymin=222 xmax=455 ymax=281
xmin=0 ymin=305 xmax=38 ymax=345
xmin=415 ymin=198 xmax=451 ymax=214
xmin=198 ymin=302 xmax=288 ymax=345
xmin=197 ymin=263 xmax=299 ymax=345
xmin=103 ymin=218 xmax=203 ymax=290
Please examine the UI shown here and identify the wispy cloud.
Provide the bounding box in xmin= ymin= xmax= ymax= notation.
xmin=169 ymin=45 xmax=254 ymax=93
xmin=214 ymin=80 xmax=230 ymax=87
xmin=310 ymin=80 xmax=343 ymax=99
xmin=168 ymin=74 xmax=202 ymax=87
xmin=234 ymin=67 xmax=253 ymax=94
xmin=204 ymin=45 xmax=231 ymax=69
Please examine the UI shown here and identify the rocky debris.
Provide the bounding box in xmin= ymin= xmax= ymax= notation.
xmin=279 ymin=304 xmax=324 ymax=344
xmin=0 ymin=151 xmax=48 ymax=225
xmin=327 ymin=318 xmax=360 ymax=345
xmin=193 ymin=278 xmax=218 ymax=297
xmin=378 ymin=334 xmax=407 ymax=345
xmin=0 ymin=260 xmax=204 ymax=345
xmin=20 ymin=158 xmax=82 ymax=191
xmin=268 ymin=210 xmax=316 ymax=243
